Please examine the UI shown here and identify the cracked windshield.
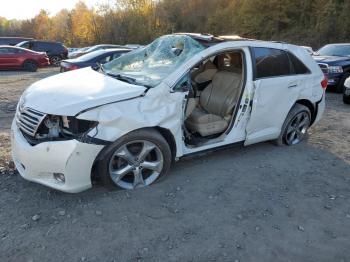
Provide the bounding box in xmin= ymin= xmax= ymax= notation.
xmin=103 ymin=35 xmax=205 ymax=87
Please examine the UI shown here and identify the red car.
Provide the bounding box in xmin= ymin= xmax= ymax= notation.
xmin=0 ymin=45 xmax=50 ymax=72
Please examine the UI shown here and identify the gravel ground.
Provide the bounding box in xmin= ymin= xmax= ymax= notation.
xmin=0 ymin=68 xmax=350 ymax=262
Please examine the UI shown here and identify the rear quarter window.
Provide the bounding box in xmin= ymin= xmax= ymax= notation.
xmin=252 ymin=47 xmax=291 ymax=78
xmin=288 ymin=52 xmax=310 ymax=74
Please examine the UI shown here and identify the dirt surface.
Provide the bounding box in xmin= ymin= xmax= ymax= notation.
xmin=0 ymin=68 xmax=350 ymax=262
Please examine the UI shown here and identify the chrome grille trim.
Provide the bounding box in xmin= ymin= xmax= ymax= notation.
xmin=318 ymin=63 xmax=329 ymax=74
xmin=16 ymin=107 xmax=46 ymax=137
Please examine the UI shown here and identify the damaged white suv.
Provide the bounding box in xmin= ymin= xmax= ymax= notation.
xmin=11 ymin=34 xmax=327 ymax=193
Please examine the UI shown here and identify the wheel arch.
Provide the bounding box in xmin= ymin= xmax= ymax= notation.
xmin=295 ymin=99 xmax=316 ymax=125
xmin=22 ymin=59 xmax=38 ymax=67
xmin=154 ymin=126 xmax=177 ymax=162
xmin=90 ymin=126 xmax=177 ymax=181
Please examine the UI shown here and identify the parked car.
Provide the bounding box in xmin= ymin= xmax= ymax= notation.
xmin=301 ymin=46 xmax=314 ymax=55
xmin=0 ymin=37 xmax=34 ymax=46
xmin=11 ymin=33 xmax=326 ymax=193
xmin=67 ymin=47 xmax=80 ymax=53
xmin=0 ymin=45 xmax=49 ymax=72
xmin=343 ymin=77 xmax=350 ymax=104
xmin=16 ymin=40 xmax=68 ymax=66
xmin=68 ymin=44 xmax=124 ymax=59
xmin=313 ymin=43 xmax=350 ymax=92
xmin=60 ymin=48 xmax=131 ymax=72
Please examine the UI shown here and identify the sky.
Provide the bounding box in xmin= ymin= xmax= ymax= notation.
xmin=0 ymin=0 xmax=109 ymax=20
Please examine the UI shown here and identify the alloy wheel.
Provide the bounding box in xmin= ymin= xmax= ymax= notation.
xmin=284 ymin=112 xmax=310 ymax=145
xmin=108 ymin=140 xmax=164 ymax=189
xmin=51 ymin=56 xmax=61 ymax=66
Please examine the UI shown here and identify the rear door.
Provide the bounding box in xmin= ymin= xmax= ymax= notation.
xmin=245 ymin=47 xmax=304 ymax=145
xmin=0 ymin=47 xmax=18 ymax=68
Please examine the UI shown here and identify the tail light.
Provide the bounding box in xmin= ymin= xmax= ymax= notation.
xmin=321 ymin=77 xmax=328 ymax=90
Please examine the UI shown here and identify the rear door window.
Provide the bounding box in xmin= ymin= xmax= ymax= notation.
xmin=252 ymin=47 xmax=292 ymax=78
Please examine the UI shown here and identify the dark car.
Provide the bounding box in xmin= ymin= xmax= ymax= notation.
xmin=60 ymin=48 xmax=131 ymax=72
xmin=16 ymin=40 xmax=68 ymax=66
xmin=313 ymin=44 xmax=350 ymax=92
xmin=68 ymin=44 xmax=125 ymax=59
xmin=0 ymin=45 xmax=50 ymax=72
xmin=0 ymin=37 xmax=34 ymax=46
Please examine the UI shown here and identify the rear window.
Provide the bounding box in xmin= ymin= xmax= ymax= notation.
xmin=253 ymin=47 xmax=291 ymax=78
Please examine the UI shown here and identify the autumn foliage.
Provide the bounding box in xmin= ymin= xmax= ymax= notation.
xmin=0 ymin=0 xmax=349 ymax=48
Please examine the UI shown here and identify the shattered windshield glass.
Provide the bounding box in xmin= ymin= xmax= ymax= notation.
xmin=102 ymin=35 xmax=205 ymax=87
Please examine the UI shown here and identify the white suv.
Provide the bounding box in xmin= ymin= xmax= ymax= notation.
xmin=11 ymin=34 xmax=326 ymax=193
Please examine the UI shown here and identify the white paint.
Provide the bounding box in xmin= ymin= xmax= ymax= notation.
xmin=11 ymin=38 xmax=326 ymax=193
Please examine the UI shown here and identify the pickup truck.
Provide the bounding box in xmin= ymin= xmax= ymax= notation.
xmin=313 ymin=44 xmax=350 ymax=93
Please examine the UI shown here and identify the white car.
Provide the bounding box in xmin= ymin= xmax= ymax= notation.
xmin=11 ymin=34 xmax=327 ymax=193
xmin=344 ymin=77 xmax=350 ymax=104
xmin=301 ymin=46 xmax=314 ymax=55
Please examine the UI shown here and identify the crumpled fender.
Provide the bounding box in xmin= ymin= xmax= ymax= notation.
xmin=77 ymin=83 xmax=186 ymax=157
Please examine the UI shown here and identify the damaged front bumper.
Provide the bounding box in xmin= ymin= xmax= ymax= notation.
xmin=11 ymin=120 xmax=104 ymax=193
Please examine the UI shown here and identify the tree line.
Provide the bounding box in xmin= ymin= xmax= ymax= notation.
xmin=0 ymin=0 xmax=349 ymax=48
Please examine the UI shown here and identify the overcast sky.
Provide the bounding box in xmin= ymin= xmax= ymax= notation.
xmin=0 ymin=0 xmax=110 ymax=20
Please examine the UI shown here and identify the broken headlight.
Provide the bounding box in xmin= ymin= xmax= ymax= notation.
xmin=36 ymin=115 xmax=98 ymax=140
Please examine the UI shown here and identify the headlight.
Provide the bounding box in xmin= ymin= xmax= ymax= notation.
xmin=328 ymin=66 xmax=343 ymax=74
xmin=36 ymin=115 xmax=98 ymax=139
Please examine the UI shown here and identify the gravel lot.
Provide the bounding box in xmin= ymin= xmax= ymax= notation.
xmin=0 ymin=68 xmax=350 ymax=262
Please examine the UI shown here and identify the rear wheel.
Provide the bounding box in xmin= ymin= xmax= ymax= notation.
xmin=98 ymin=129 xmax=172 ymax=190
xmin=274 ymin=104 xmax=311 ymax=146
xmin=23 ymin=60 xmax=38 ymax=72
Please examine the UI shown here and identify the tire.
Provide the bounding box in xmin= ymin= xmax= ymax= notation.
xmin=335 ymin=73 xmax=350 ymax=93
xmin=50 ymin=55 xmax=61 ymax=66
xmin=343 ymin=94 xmax=350 ymax=104
xmin=23 ymin=60 xmax=38 ymax=72
xmin=274 ymin=104 xmax=311 ymax=146
xmin=98 ymin=128 xmax=172 ymax=190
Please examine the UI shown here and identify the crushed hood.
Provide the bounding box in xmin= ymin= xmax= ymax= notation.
xmin=22 ymin=67 xmax=146 ymax=116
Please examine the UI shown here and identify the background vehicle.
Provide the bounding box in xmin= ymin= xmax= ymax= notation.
xmin=343 ymin=77 xmax=350 ymax=104
xmin=16 ymin=40 xmax=68 ymax=66
xmin=68 ymin=44 xmax=124 ymax=59
xmin=313 ymin=44 xmax=350 ymax=92
xmin=0 ymin=45 xmax=49 ymax=72
xmin=60 ymin=48 xmax=131 ymax=72
xmin=301 ymin=46 xmax=314 ymax=55
xmin=0 ymin=37 xmax=34 ymax=46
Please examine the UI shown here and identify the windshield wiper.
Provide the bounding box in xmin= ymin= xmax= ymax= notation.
xmin=106 ymin=73 xmax=137 ymax=84
xmin=93 ymin=62 xmax=105 ymax=73
xmin=103 ymin=72 xmax=153 ymax=89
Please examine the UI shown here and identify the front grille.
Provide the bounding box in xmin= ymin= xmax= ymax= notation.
xmin=16 ymin=107 xmax=46 ymax=137
xmin=318 ymin=63 xmax=329 ymax=74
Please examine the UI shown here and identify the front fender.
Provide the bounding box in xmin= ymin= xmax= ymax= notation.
xmin=77 ymin=86 xmax=186 ymax=157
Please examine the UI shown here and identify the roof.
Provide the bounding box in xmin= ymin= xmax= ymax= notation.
xmin=174 ymin=33 xmax=291 ymax=47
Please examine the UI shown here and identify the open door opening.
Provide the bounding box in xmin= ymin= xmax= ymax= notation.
xmin=183 ymin=51 xmax=245 ymax=147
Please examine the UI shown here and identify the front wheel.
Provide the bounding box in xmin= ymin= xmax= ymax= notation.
xmin=336 ymin=73 xmax=350 ymax=93
xmin=343 ymin=93 xmax=350 ymax=104
xmin=98 ymin=129 xmax=172 ymax=190
xmin=274 ymin=104 xmax=311 ymax=146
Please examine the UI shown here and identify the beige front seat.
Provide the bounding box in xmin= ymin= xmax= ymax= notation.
xmin=186 ymin=71 xmax=241 ymax=136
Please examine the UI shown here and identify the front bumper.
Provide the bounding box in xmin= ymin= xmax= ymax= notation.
xmin=11 ymin=120 xmax=103 ymax=193
xmin=326 ymin=73 xmax=342 ymax=86
xmin=38 ymin=57 xmax=50 ymax=67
